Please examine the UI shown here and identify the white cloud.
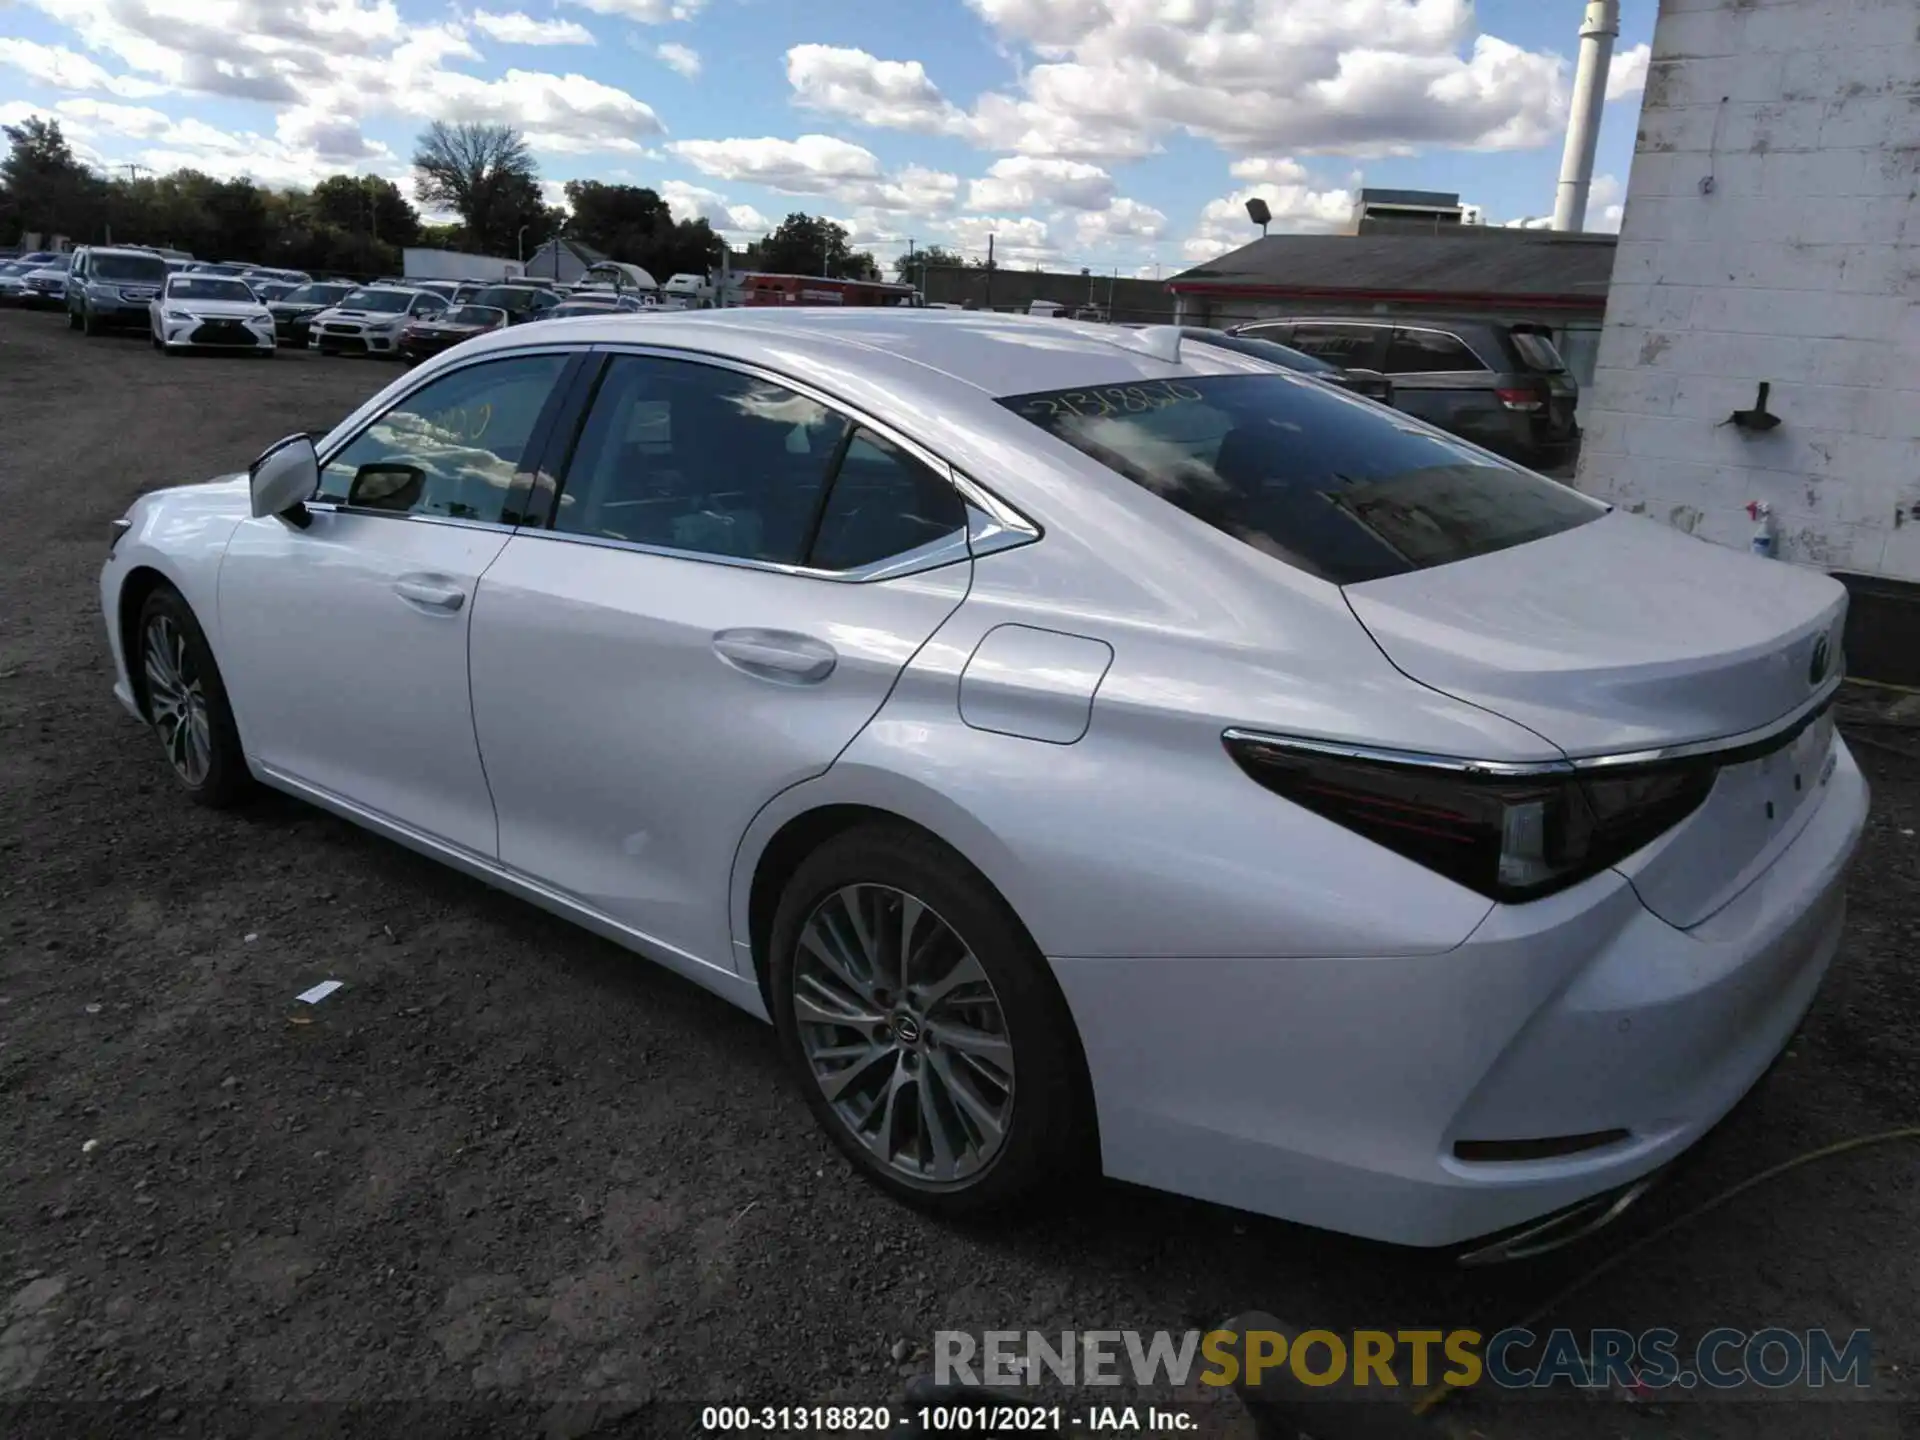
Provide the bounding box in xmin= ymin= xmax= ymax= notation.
xmin=967 ymin=156 xmax=1114 ymax=212
xmin=1182 ymin=167 xmax=1355 ymax=261
xmin=944 ymin=215 xmax=1056 ymax=266
xmin=660 ymin=179 xmax=772 ymax=238
xmin=15 ymin=0 xmax=664 ymax=158
xmin=656 ymin=42 xmax=700 ymax=77
xmin=1075 ymin=197 xmax=1168 ymax=247
xmin=1607 ymin=43 xmax=1650 ymax=103
xmin=470 ymin=11 xmax=596 ymax=46
xmin=561 ymin=0 xmax=702 ymax=22
xmin=793 ymin=5 xmax=1571 ymax=162
xmin=0 ymin=37 xmax=169 ymax=97
xmin=787 ymin=45 xmax=964 ymax=134
xmin=668 ymin=133 xmax=958 ymax=214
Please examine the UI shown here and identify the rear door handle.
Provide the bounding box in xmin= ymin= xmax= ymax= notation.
xmin=712 ymin=629 xmax=837 ymax=685
xmin=393 ymin=577 xmax=466 ymax=612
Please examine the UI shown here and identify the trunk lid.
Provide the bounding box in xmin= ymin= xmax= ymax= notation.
xmin=1344 ymin=510 xmax=1849 ymax=927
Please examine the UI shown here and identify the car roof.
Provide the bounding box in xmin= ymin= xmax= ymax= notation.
xmin=460 ymin=308 xmax=1277 ymax=402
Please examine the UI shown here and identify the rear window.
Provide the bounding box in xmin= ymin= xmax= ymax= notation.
xmin=997 ymin=373 xmax=1602 ymax=585
xmin=1509 ymin=330 xmax=1567 ymax=373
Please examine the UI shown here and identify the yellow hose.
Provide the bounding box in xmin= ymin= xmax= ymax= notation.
xmin=1410 ymin=1127 xmax=1920 ymax=1417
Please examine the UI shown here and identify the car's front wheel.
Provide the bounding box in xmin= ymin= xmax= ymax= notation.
xmin=768 ymin=824 xmax=1093 ymax=1217
xmin=135 ymin=586 xmax=251 ymax=808
xmin=66 ymin=305 xmax=80 ymax=331
xmin=81 ymin=305 xmax=99 ymax=336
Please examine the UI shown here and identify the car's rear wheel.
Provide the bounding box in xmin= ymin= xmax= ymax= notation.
xmin=136 ymin=586 xmax=251 ymax=808
xmin=768 ymin=824 xmax=1092 ymax=1217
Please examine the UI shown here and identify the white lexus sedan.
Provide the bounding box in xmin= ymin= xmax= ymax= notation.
xmin=150 ymin=273 xmax=276 ymax=355
xmin=98 ymin=310 xmax=1867 ymax=1253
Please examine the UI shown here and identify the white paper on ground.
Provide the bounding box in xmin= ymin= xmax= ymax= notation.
xmin=295 ymin=980 xmax=344 ymax=1005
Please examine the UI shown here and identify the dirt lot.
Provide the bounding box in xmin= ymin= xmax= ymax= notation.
xmin=1 ymin=305 xmax=1916 ymax=1439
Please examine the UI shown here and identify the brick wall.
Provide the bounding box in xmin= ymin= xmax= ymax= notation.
xmin=1574 ymin=0 xmax=1920 ymax=583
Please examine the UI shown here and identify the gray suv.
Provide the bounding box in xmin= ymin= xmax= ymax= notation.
xmin=66 ymin=246 xmax=171 ymax=335
xmin=1230 ymin=316 xmax=1580 ymax=469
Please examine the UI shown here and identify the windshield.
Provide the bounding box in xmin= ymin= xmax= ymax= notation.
xmin=282 ymin=283 xmax=350 ymax=306
xmin=444 ymin=305 xmax=505 ymax=326
xmin=340 ymin=288 xmax=414 ymax=313
xmin=473 ymin=286 xmax=542 ymax=312
xmin=95 ymin=253 xmax=169 ymax=281
xmin=549 ymin=301 xmax=614 ymax=317
xmin=168 ymin=277 xmax=256 ymax=302
xmin=1185 ymin=331 xmax=1343 ymax=377
xmin=999 ymin=373 xmax=1603 ymax=585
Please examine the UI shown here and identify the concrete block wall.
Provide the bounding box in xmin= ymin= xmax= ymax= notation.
xmin=1575 ymin=0 xmax=1920 ymax=583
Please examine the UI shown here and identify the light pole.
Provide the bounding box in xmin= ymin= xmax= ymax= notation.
xmin=517 ymin=224 xmax=530 ymax=264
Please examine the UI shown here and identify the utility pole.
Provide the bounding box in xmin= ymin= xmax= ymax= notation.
xmin=116 ymin=164 xmax=148 ymax=182
xmin=985 ymin=233 xmax=994 ymax=311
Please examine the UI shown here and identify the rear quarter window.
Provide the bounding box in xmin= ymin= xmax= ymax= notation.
xmin=1510 ymin=330 xmax=1568 ymax=373
xmin=997 ymin=373 xmax=1603 ymax=585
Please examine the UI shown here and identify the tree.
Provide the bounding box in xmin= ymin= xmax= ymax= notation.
xmin=892 ymin=244 xmax=964 ymax=280
xmin=563 ymin=180 xmax=723 ymax=279
xmin=755 ymin=212 xmax=879 ymax=279
xmin=2 ymin=117 xmax=104 ymax=241
xmin=308 ymin=175 xmax=420 ymax=247
xmin=411 ymin=120 xmax=540 ymax=257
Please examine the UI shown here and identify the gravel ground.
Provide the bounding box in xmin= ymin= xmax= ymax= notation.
xmin=1 ymin=306 xmax=1916 ymax=1440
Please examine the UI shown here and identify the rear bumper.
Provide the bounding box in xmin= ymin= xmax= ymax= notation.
xmin=1052 ymin=739 xmax=1867 ymax=1248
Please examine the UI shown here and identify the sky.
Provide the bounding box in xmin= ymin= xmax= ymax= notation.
xmin=0 ymin=0 xmax=1656 ymax=275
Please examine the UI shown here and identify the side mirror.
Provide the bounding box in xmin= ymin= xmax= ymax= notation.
xmin=249 ymin=433 xmax=319 ymax=526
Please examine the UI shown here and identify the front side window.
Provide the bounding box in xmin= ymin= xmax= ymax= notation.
xmin=318 ymin=354 xmax=569 ymax=522
xmin=998 ymin=373 xmax=1602 ymax=585
xmin=1384 ymin=329 xmax=1486 ymax=374
xmin=553 ymin=355 xmax=851 ymax=562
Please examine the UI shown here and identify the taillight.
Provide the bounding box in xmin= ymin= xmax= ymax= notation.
xmin=1222 ymin=734 xmax=1717 ymax=903
xmin=1495 ymin=385 xmax=1544 ymax=413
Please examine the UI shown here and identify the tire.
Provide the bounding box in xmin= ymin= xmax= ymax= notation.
xmin=82 ymin=306 xmax=98 ymax=336
xmin=66 ymin=306 xmax=80 ymax=331
xmin=134 ymin=585 xmax=252 ymax=809
xmin=768 ymin=823 xmax=1093 ymax=1218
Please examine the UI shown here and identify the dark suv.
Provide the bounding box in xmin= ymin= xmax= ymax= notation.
xmin=1229 ymin=316 xmax=1579 ymax=469
xmin=66 ymin=246 xmax=170 ymax=334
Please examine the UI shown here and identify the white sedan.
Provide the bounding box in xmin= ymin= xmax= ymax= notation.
xmin=98 ymin=310 xmax=1867 ymax=1254
xmin=150 ymin=273 xmax=276 ymax=355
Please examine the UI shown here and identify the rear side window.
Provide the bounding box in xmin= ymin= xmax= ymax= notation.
xmin=1509 ymin=330 xmax=1567 ymax=373
xmin=808 ymin=429 xmax=966 ymax=571
xmin=1384 ymin=329 xmax=1487 ymax=374
xmin=552 ymin=355 xmax=851 ymax=562
xmin=1285 ymin=323 xmax=1379 ymax=364
xmin=998 ymin=373 xmax=1602 ymax=585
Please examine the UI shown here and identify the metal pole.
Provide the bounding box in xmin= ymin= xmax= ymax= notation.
xmin=985 ymin=234 xmax=994 ymax=310
xmin=1552 ymin=0 xmax=1620 ymax=232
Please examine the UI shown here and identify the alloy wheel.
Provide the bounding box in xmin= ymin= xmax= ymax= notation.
xmin=793 ymin=884 xmax=1016 ymax=1187
xmin=142 ymin=615 xmax=212 ymax=786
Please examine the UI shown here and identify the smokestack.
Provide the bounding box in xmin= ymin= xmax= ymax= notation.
xmin=1551 ymin=0 xmax=1620 ymax=233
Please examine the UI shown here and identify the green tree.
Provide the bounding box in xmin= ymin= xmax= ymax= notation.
xmin=755 ymin=212 xmax=878 ymax=279
xmin=892 ymin=244 xmax=964 ymax=280
xmin=308 ymin=175 xmax=420 ymax=247
xmin=1 ymin=117 xmax=105 ymax=242
xmin=411 ymin=120 xmax=541 ymax=257
xmin=562 ymin=179 xmax=723 ymax=279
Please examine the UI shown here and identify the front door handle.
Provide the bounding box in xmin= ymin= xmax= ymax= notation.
xmin=712 ymin=629 xmax=837 ymax=685
xmin=393 ymin=577 xmax=466 ymax=612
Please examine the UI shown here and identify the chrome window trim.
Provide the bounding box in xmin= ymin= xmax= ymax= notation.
xmin=1224 ymin=676 xmax=1843 ymax=779
xmin=306 ymin=346 xmax=581 ymax=530
xmin=505 ymin=341 xmax=1040 ymax=583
